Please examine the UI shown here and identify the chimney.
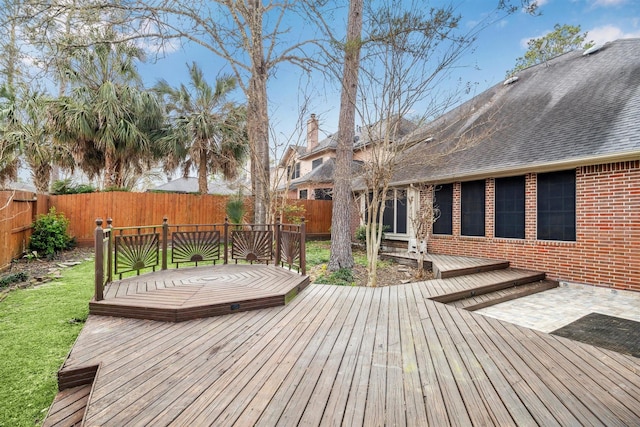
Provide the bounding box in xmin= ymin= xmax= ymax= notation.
xmin=307 ymin=113 xmax=319 ymax=152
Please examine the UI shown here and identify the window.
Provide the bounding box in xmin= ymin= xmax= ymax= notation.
xmin=461 ymin=180 xmax=485 ymax=237
xmin=314 ymin=188 xmax=332 ymax=200
xmin=365 ymin=189 xmax=408 ymax=234
xmin=433 ymin=184 xmax=453 ymax=235
xmin=537 ymin=170 xmax=575 ymax=241
xmin=299 ymin=189 xmax=308 ymax=199
xmin=383 ymin=189 xmax=407 ymax=234
xmin=495 ymin=176 xmax=525 ymax=239
xmin=288 ymin=162 xmax=301 ymax=179
xmin=311 ymin=158 xmax=323 ymax=169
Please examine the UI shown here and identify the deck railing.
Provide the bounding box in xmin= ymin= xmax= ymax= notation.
xmin=94 ymin=217 xmax=306 ymax=301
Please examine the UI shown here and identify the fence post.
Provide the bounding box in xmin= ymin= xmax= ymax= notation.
xmin=94 ymin=219 xmax=105 ymax=301
xmin=224 ymin=217 xmax=229 ymax=265
xmin=274 ymin=218 xmax=281 ymax=267
xmin=300 ymin=217 xmax=306 ymax=275
xmin=162 ymin=217 xmax=168 ymax=270
xmin=106 ymin=218 xmax=112 ymax=283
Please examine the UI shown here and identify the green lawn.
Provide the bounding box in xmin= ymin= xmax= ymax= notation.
xmin=0 ymin=261 xmax=94 ymax=427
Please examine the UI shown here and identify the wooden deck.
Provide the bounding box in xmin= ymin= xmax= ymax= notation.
xmin=381 ymin=251 xmax=511 ymax=278
xmin=90 ymin=264 xmax=310 ymax=322
xmin=48 ymin=279 xmax=640 ymax=426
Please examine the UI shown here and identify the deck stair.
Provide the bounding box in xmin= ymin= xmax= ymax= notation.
xmin=446 ymin=278 xmax=558 ymax=311
xmin=381 ymin=250 xmax=557 ymax=309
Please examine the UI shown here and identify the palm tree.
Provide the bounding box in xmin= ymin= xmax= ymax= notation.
xmin=50 ymin=30 xmax=165 ymax=189
xmin=155 ymin=62 xmax=248 ymax=194
xmin=0 ymin=85 xmax=20 ymax=188
xmin=1 ymin=87 xmax=75 ymax=193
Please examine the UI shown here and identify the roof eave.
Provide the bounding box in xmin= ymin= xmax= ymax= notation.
xmin=387 ymin=150 xmax=640 ymax=187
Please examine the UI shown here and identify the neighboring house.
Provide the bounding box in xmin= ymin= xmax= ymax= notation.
xmin=150 ymin=177 xmax=248 ymax=195
xmin=278 ymin=113 xmax=415 ymax=200
xmin=357 ymin=38 xmax=640 ymax=291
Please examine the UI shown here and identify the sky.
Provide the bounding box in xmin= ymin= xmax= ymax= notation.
xmin=134 ymin=0 xmax=640 ymax=157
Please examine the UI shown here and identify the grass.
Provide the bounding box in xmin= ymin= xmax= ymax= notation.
xmin=308 ymin=240 xmax=392 ymax=286
xmin=0 ymin=261 xmax=94 ymax=427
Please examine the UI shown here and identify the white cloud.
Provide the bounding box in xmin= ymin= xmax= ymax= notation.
xmin=519 ymin=30 xmax=548 ymax=49
xmin=592 ymin=0 xmax=628 ymax=6
xmin=587 ymin=24 xmax=640 ymax=45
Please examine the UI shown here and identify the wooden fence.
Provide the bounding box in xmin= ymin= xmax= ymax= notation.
xmin=0 ymin=190 xmax=48 ymax=271
xmin=0 ymin=192 xmax=332 ymax=269
xmin=48 ymin=193 xmax=332 ymax=245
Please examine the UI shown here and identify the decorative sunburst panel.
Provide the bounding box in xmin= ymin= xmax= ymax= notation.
xmin=171 ymin=230 xmax=221 ymax=265
xmin=279 ymin=230 xmax=301 ymax=268
xmin=231 ymin=230 xmax=273 ymax=262
xmin=115 ymin=233 xmax=160 ymax=276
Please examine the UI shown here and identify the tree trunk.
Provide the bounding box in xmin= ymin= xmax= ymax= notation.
xmin=248 ymin=73 xmax=270 ymax=224
xmin=328 ymin=0 xmax=363 ymax=271
xmin=246 ymin=2 xmax=270 ymax=225
xmin=198 ymin=148 xmax=208 ymax=194
xmin=104 ymin=149 xmax=116 ymax=189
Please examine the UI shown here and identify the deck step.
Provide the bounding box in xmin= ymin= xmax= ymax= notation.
xmin=430 ymin=268 xmax=546 ymax=304
xmin=432 ymin=257 xmax=510 ymax=279
xmin=379 ymin=252 xmax=510 ymax=278
xmin=42 ymin=384 xmax=91 ymax=427
xmin=448 ymin=279 xmax=559 ymax=311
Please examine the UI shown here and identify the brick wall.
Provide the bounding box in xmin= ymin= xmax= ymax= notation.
xmin=427 ymin=161 xmax=640 ymax=292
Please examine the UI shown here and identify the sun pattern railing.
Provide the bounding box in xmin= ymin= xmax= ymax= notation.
xmin=94 ymin=217 xmax=306 ymax=301
xmin=172 ymin=228 xmax=222 ymax=266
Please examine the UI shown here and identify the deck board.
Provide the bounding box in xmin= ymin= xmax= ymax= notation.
xmin=47 ymin=277 xmax=640 ymax=426
xmin=91 ymin=264 xmax=309 ymax=321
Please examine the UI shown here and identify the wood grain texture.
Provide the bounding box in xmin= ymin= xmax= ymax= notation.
xmin=45 ymin=279 xmax=640 ymax=426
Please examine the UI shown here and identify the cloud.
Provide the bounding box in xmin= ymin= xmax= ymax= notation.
xmin=519 ymin=30 xmax=548 ymax=49
xmin=592 ymin=0 xmax=627 ymax=6
xmin=586 ymin=24 xmax=640 ymax=45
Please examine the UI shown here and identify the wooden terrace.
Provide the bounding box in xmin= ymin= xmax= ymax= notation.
xmin=46 ymin=282 xmax=640 ymax=426
xmin=42 ymin=221 xmax=640 ymax=425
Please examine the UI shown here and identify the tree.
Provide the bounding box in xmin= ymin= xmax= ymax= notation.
xmin=154 ymin=62 xmax=248 ymax=194
xmin=0 ymin=85 xmax=20 ymax=187
xmin=20 ymin=0 xmax=342 ymax=222
xmin=507 ymin=24 xmax=593 ymax=76
xmin=50 ymin=30 xmax=165 ymax=189
xmin=338 ymin=0 xmax=529 ymax=286
xmin=2 ymin=88 xmax=72 ymax=193
xmin=327 ymin=0 xmax=363 ymax=271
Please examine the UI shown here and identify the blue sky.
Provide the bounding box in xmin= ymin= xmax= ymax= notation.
xmin=137 ymin=0 xmax=640 ymax=153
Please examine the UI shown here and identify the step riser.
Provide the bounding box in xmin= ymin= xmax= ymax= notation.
xmin=435 ymin=261 xmax=510 ymax=279
xmin=461 ymin=281 xmax=558 ymax=311
xmin=431 ymin=272 xmax=547 ymax=304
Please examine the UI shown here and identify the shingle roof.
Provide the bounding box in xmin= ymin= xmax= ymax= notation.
xmin=151 ymin=177 xmax=245 ymax=195
xmin=297 ymin=117 xmax=417 ymax=160
xmin=283 ymin=158 xmax=364 ymax=190
xmin=388 ymin=38 xmax=640 ymax=186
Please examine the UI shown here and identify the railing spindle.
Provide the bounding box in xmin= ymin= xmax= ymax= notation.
xmin=162 ymin=217 xmax=168 ymax=270
xmin=95 ymin=219 xmax=105 ymax=301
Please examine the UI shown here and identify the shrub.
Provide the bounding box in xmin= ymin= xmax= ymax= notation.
xmin=51 ymin=179 xmax=95 ymax=195
xmin=281 ymin=204 xmax=306 ymax=224
xmin=28 ymin=208 xmax=72 ymax=259
xmin=355 ymin=224 xmax=389 ymax=244
xmin=315 ymin=267 xmax=355 ymax=286
xmin=225 ymin=191 xmax=246 ymax=225
xmin=0 ymin=272 xmax=28 ymax=289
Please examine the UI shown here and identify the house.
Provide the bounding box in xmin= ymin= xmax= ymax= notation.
xmin=150 ymin=176 xmax=247 ymax=195
xmin=360 ymin=39 xmax=640 ymax=291
xmin=278 ymin=114 xmax=416 ymax=200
